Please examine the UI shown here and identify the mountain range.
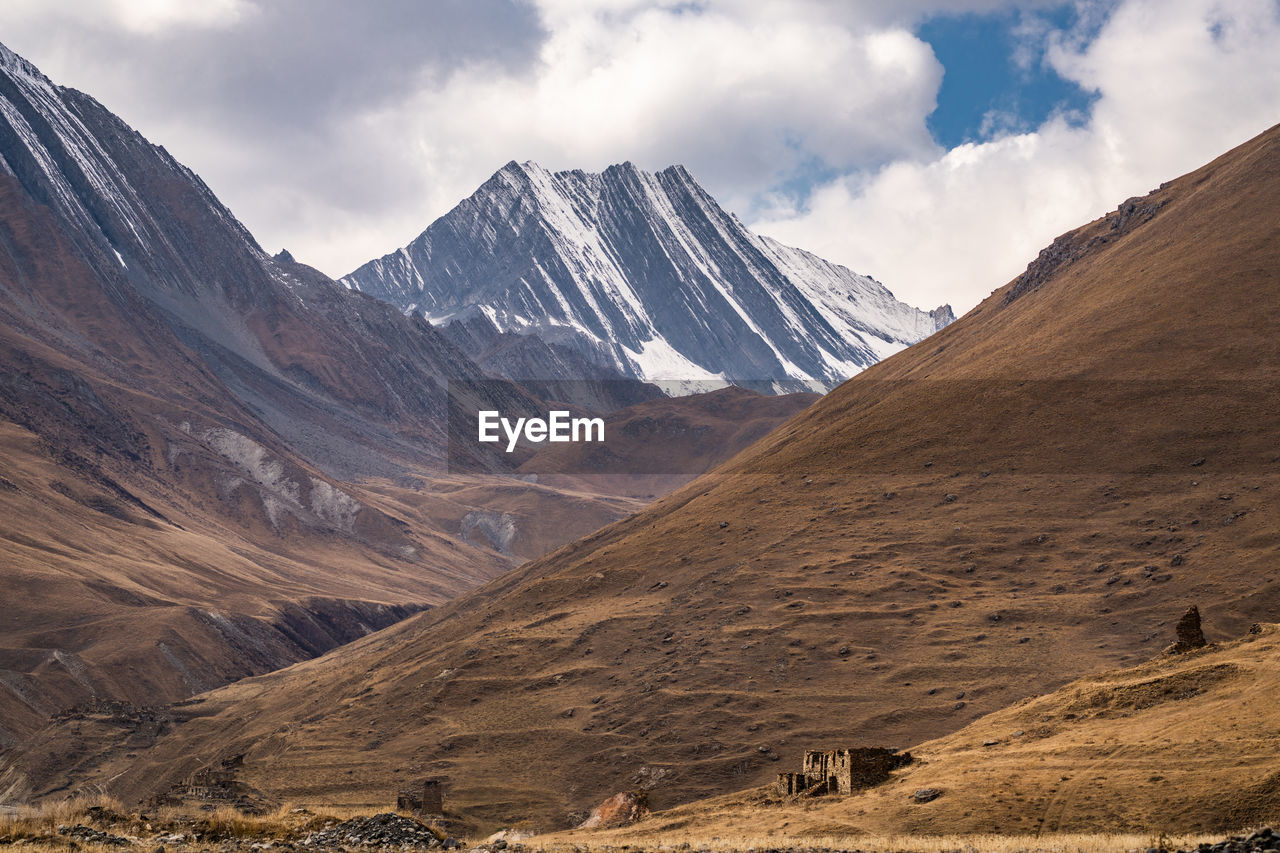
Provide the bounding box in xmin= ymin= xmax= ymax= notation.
xmin=4 ymin=33 xmax=1278 ymax=844
xmin=8 ymin=81 xmax=1277 ymax=835
xmin=0 ymin=41 xmax=809 ymax=751
xmin=343 ymin=159 xmax=953 ymax=392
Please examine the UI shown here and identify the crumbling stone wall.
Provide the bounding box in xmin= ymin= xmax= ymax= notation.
xmin=776 ymin=772 xmax=805 ymax=796
xmin=778 ymin=748 xmax=912 ymax=797
xmin=397 ymin=779 xmax=443 ymax=815
xmin=156 ymin=754 xmax=270 ymax=813
xmin=841 ymin=747 xmax=914 ymax=793
xmin=1168 ymin=605 xmax=1208 ymax=653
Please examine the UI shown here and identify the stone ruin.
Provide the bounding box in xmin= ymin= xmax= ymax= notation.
xmin=1167 ymin=604 xmax=1208 ymax=654
xmin=776 ymin=747 xmax=912 ymax=797
xmin=397 ymin=779 xmax=444 ymax=815
xmin=155 ymin=754 xmax=272 ymax=813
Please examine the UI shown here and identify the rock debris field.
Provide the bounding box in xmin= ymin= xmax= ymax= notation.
xmin=1176 ymin=827 xmax=1280 ymax=853
xmin=302 ymin=814 xmax=461 ymax=850
xmin=0 ymin=811 xmax=466 ymax=852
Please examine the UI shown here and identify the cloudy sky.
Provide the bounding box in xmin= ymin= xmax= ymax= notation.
xmin=1 ymin=0 xmax=1277 ymax=312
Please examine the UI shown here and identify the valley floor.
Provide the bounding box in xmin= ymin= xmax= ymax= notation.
xmin=0 ymin=799 xmax=1270 ymax=853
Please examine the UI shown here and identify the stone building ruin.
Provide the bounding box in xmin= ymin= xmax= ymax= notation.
xmin=1167 ymin=604 xmax=1208 ymax=653
xmin=776 ymin=747 xmax=912 ymax=797
xmin=154 ymin=754 xmax=271 ymax=813
xmin=397 ymin=779 xmax=444 ymax=815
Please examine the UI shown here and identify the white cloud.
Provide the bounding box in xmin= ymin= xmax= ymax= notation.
xmin=142 ymin=0 xmax=957 ymax=277
xmin=105 ymin=0 xmax=252 ymax=33
xmin=0 ymin=0 xmax=1275 ymax=312
xmin=753 ymin=0 xmax=1280 ymax=312
xmin=0 ymin=0 xmax=251 ymax=34
xmin=387 ymin=2 xmax=943 ymax=245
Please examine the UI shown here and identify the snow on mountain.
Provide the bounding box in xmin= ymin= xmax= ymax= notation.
xmin=0 ymin=38 xmax=532 ymax=479
xmin=343 ymin=160 xmax=954 ymax=392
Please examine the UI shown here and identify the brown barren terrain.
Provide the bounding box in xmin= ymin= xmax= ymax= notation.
xmin=558 ymin=622 xmax=1280 ymax=840
xmin=5 ymin=114 xmax=1278 ymax=837
xmin=0 ymin=43 xmax=813 ymax=764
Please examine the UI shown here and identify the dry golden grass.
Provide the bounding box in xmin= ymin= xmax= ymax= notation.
xmin=543 ymin=626 xmax=1280 ymax=841
xmin=0 ymin=795 xmax=1244 ymax=852
xmin=0 ymin=796 xmax=409 ymax=848
xmin=0 ymin=794 xmax=126 ymax=837
xmin=530 ymin=830 xmax=1226 ymax=853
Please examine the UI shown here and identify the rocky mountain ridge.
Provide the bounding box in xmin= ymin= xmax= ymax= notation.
xmin=0 ymin=38 xmax=783 ymax=752
xmin=343 ymin=159 xmax=952 ymax=392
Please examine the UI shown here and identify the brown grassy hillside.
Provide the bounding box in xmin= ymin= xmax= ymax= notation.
xmin=577 ymin=621 xmax=1280 ymax=839
xmin=0 ymin=39 xmax=815 ymax=755
xmin=0 ymin=374 xmax=806 ymax=754
xmin=5 ymin=124 xmax=1277 ymax=831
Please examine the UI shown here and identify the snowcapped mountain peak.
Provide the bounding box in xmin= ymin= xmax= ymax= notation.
xmin=344 ymin=160 xmax=952 ymax=392
xmin=657 ymin=162 xmax=698 ymax=186
xmin=0 ymin=40 xmax=51 ymax=84
xmin=497 ymin=159 xmax=543 ymax=179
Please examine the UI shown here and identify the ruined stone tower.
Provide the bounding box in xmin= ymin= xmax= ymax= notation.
xmin=1168 ymin=605 xmax=1208 ymax=653
xmin=776 ymin=748 xmax=912 ymax=797
xmin=397 ymin=779 xmax=443 ymax=815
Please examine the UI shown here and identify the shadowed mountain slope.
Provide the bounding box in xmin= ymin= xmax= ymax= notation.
xmin=438 ymin=312 xmax=666 ymax=413
xmin=521 ymin=385 xmax=819 ymax=489
xmin=0 ymin=39 xmax=659 ymax=751
xmin=0 ymin=39 xmax=817 ymax=756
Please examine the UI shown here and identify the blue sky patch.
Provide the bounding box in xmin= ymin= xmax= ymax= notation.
xmin=918 ymin=4 xmax=1105 ymax=149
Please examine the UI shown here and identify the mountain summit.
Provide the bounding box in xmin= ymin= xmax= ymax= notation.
xmin=343 ymin=160 xmax=952 ymax=391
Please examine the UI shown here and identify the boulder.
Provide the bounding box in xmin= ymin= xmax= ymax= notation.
xmin=576 ymin=792 xmax=649 ymax=829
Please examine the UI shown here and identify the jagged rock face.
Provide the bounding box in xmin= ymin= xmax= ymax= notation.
xmin=576 ymin=791 xmax=650 ymax=829
xmin=0 ymin=43 xmax=272 ymax=317
xmin=343 ymin=160 xmax=953 ymax=392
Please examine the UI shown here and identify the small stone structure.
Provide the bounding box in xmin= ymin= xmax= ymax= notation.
xmin=776 ymin=748 xmax=912 ymax=797
xmin=1167 ymin=605 xmax=1208 ymax=653
xmin=397 ymin=779 xmax=444 ymax=815
xmin=155 ymin=754 xmax=271 ymax=813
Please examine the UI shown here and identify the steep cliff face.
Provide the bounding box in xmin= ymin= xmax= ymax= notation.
xmin=438 ymin=312 xmax=665 ymax=412
xmin=344 ymin=160 xmax=953 ymax=392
